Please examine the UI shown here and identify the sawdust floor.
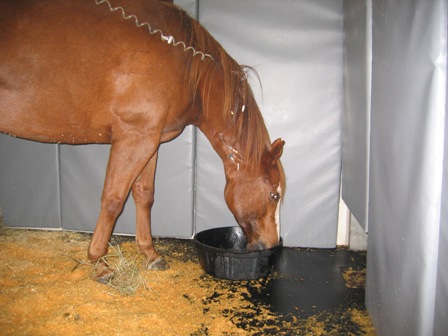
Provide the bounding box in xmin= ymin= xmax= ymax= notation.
xmin=0 ymin=228 xmax=375 ymax=335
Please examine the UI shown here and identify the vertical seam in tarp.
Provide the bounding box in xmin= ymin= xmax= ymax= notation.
xmin=56 ymin=144 xmax=63 ymax=229
xmin=191 ymin=1 xmax=200 ymax=238
xmin=365 ymin=0 xmax=372 ymax=232
xmin=192 ymin=127 xmax=198 ymax=238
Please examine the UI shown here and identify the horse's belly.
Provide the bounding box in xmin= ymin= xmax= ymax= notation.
xmin=0 ymin=81 xmax=112 ymax=144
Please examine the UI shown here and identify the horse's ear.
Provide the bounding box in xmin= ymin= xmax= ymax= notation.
xmin=267 ymin=138 xmax=285 ymax=166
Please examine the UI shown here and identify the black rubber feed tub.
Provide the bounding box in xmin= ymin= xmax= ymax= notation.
xmin=194 ymin=226 xmax=283 ymax=280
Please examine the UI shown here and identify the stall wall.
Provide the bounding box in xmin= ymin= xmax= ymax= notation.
xmin=0 ymin=0 xmax=343 ymax=248
xmin=367 ymin=0 xmax=447 ymax=334
xmin=343 ymin=0 xmax=448 ymax=334
xmin=0 ymin=136 xmax=60 ymax=228
xmin=435 ymin=85 xmax=448 ymax=335
xmin=342 ymin=0 xmax=371 ymax=230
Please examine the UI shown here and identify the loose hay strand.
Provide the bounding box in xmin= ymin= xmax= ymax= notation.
xmin=97 ymin=243 xmax=149 ymax=296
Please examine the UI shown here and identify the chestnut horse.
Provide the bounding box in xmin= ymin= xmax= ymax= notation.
xmin=0 ymin=0 xmax=285 ymax=281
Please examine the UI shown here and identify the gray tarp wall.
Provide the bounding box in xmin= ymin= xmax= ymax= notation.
xmin=343 ymin=0 xmax=448 ymax=335
xmin=342 ymin=0 xmax=371 ymax=231
xmin=0 ymin=0 xmax=344 ymax=248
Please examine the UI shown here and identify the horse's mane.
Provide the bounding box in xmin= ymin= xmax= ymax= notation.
xmin=95 ymin=0 xmax=273 ymax=169
xmin=159 ymin=1 xmax=272 ymax=169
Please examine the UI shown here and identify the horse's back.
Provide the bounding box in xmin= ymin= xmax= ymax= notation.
xmin=0 ymin=0 xmax=191 ymax=144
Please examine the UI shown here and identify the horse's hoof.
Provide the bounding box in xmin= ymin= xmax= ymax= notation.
xmin=146 ymin=257 xmax=169 ymax=270
xmin=92 ymin=262 xmax=113 ymax=284
xmin=95 ymin=272 xmax=114 ymax=284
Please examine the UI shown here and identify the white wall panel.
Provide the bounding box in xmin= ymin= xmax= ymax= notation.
xmin=0 ymin=134 xmax=60 ymax=228
xmin=59 ymin=144 xmax=109 ymax=233
xmin=342 ymin=0 xmax=371 ymax=231
xmin=367 ymin=0 xmax=447 ymax=334
xmin=434 ymin=78 xmax=448 ymax=335
xmin=176 ymin=0 xmax=197 ymax=17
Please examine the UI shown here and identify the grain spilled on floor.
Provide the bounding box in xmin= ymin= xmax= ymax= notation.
xmin=0 ymin=228 xmax=375 ymax=335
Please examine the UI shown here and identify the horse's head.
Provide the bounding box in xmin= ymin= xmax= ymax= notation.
xmin=224 ymin=138 xmax=285 ymax=250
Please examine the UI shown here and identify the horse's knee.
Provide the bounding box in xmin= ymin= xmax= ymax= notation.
xmin=102 ymin=197 xmax=125 ymax=218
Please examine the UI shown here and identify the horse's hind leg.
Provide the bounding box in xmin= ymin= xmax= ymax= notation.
xmin=131 ymin=151 xmax=168 ymax=270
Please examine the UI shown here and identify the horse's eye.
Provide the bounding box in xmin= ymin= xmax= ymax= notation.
xmin=270 ymin=191 xmax=280 ymax=201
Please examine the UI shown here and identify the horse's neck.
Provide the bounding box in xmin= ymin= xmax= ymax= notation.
xmin=196 ymin=94 xmax=240 ymax=174
xmin=198 ymin=114 xmax=238 ymax=172
xmin=194 ymin=60 xmax=251 ymax=176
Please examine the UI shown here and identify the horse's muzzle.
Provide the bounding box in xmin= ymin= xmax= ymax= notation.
xmin=246 ymin=241 xmax=268 ymax=250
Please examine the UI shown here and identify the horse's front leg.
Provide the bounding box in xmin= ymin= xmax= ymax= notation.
xmin=87 ymin=135 xmax=159 ymax=282
xmin=131 ymin=151 xmax=168 ymax=270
